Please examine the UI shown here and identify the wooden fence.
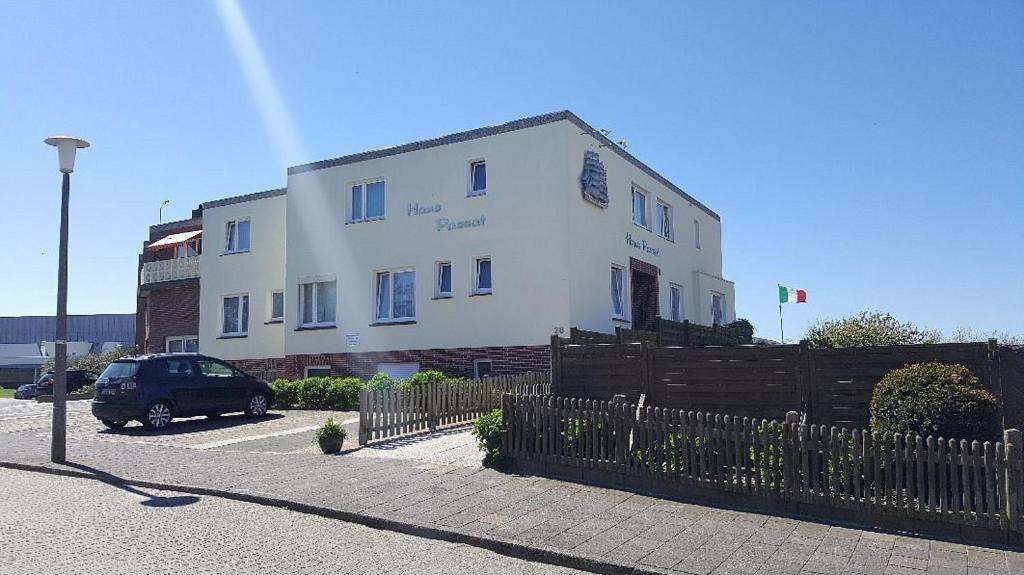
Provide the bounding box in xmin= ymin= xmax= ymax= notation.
xmin=358 ymin=373 xmax=549 ymax=444
xmin=502 ymin=394 xmax=1024 ymax=544
xmin=552 ymin=339 xmax=1024 ymax=430
xmin=569 ymin=318 xmax=753 ymax=347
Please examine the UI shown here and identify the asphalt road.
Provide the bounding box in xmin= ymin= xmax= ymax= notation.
xmin=0 ymin=468 xmax=587 ymax=575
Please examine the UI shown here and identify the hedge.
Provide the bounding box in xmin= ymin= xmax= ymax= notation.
xmin=271 ymin=377 xmax=363 ymax=410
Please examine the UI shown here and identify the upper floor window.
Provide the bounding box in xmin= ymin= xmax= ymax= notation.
xmin=224 ymin=218 xmax=250 ymax=254
xmin=711 ymin=292 xmax=725 ymax=326
xmin=436 ymin=261 xmax=452 ymax=298
xmin=269 ymin=290 xmax=284 ymax=322
xmin=375 ymin=269 xmax=416 ymax=322
xmin=611 ymin=265 xmax=625 ymax=319
xmin=350 ymin=180 xmax=385 ymax=222
xmin=174 ymin=239 xmax=201 ymax=259
xmin=221 ymin=294 xmax=249 ymax=336
xmin=694 ymin=219 xmax=701 ymax=249
xmin=469 ymin=160 xmax=487 ymax=196
xmin=299 ymin=281 xmax=336 ymax=327
xmin=669 ymin=284 xmax=684 ymax=322
xmin=656 ymin=201 xmax=673 ymax=241
xmin=166 ymin=335 xmax=199 ymax=353
xmin=473 ymin=257 xmax=492 ymax=295
xmin=632 ymin=186 xmax=649 ymax=229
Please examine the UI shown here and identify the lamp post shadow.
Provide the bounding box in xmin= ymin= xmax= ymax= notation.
xmin=63 ymin=461 xmax=200 ymax=508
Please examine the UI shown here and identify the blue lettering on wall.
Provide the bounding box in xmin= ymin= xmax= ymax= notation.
xmin=626 ymin=232 xmax=660 ymax=256
xmin=407 ymin=202 xmax=442 ymax=216
xmin=436 ymin=215 xmax=486 ymax=231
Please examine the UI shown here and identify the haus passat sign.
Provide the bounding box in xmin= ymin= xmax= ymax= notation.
xmin=626 ymin=232 xmax=659 ymax=256
xmin=407 ymin=202 xmax=486 ymax=232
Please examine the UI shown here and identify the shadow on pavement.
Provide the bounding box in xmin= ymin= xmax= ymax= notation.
xmin=98 ymin=413 xmax=285 ymax=437
xmin=64 ymin=461 xmax=200 ymax=508
xmin=362 ymin=424 xmax=474 ymax=451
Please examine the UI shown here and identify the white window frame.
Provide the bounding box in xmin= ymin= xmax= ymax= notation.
xmin=269 ymin=290 xmax=285 ymax=322
xmin=468 ymin=159 xmax=487 ymax=197
xmin=224 ymin=217 xmax=251 ymax=254
xmin=694 ymin=219 xmax=701 ymax=249
xmin=435 ymin=261 xmax=453 ymax=298
xmin=669 ymin=283 xmax=684 ymax=322
xmin=304 ymin=365 xmax=332 ymax=378
xmin=473 ymin=359 xmax=493 ymax=380
xmin=473 ymin=257 xmax=492 ymax=295
xmin=656 ymin=200 xmax=673 ymax=241
xmin=165 ymin=335 xmax=199 ymax=353
xmin=375 ymin=268 xmax=416 ymax=322
xmin=611 ymin=264 xmax=627 ymax=320
xmin=632 ymin=185 xmax=650 ymax=229
xmin=221 ymin=293 xmax=250 ymax=336
xmin=174 ymin=239 xmax=201 ymax=259
xmin=348 ymin=178 xmax=386 ymax=223
xmin=298 ymin=280 xmax=337 ymax=328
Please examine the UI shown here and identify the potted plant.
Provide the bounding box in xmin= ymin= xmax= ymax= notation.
xmin=315 ymin=418 xmax=347 ymax=454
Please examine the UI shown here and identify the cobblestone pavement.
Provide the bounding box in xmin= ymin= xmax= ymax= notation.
xmin=0 ymin=431 xmax=1020 ymax=575
xmin=0 ymin=398 xmax=356 ymax=453
xmin=0 ymin=468 xmax=586 ymax=575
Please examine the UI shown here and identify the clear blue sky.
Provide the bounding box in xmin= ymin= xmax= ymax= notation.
xmin=1 ymin=1 xmax=1021 ymax=341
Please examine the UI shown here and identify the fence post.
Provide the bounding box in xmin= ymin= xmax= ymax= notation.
xmin=639 ymin=340 xmax=652 ymax=401
xmin=784 ymin=411 xmax=799 ymax=497
xmin=683 ymin=320 xmax=691 ymax=347
xmin=1004 ymin=429 xmax=1022 ymax=532
xmin=615 ymin=325 xmax=623 ymax=344
xmin=988 ymin=339 xmax=1005 ymax=428
xmin=550 ymin=334 xmax=562 ymax=397
xmin=798 ymin=340 xmax=813 ymax=421
xmin=428 ymin=382 xmax=437 ymax=432
xmin=358 ymin=387 xmax=369 ymax=445
xmin=501 ymin=393 xmax=512 ymax=459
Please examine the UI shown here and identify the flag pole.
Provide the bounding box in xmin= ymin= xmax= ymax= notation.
xmin=779 ymin=303 xmax=784 ymax=344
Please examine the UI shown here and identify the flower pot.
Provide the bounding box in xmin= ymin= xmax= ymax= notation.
xmin=318 ymin=435 xmax=343 ymax=454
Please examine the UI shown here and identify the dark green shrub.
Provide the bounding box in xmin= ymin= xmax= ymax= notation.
xmin=315 ymin=418 xmax=347 ymax=454
xmin=366 ymin=372 xmax=397 ymax=391
xmin=295 ymin=377 xmax=364 ymax=410
xmin=472 ymin=409 xmax=505 ymax=467
xmin=397 ymin=370 xmax=460 ymax=391
xmin=870 ymin=362 xmax=1002 ymax=442
xmin=271 ymin=378 xmax=299 ymax=409
xmin=333 ymin=377 xmax=364 ymax=410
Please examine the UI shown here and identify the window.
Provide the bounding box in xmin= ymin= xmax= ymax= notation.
xmin=436 ymin=262 xmax=452 ymax=298
xmin=174 ymin=239 xmax=200 ymax=259
xmin=350 ymin=180 xmax=385 ymax=222
xmin=299 ymin=281 xmax=336 ymax=327
xmin=656 ymin=201 xmax=673 ymax=240
xmin=469 ymin=160 xmax=487 ymax=196
xmin=694 ymin=219 xmax=701 ymax=249
xmin=305 ymin=366 xmax=331 ymax=378
xmin=711 ymin=292 xmax=725 ymax=326
xmin=198 ymin=359 xmax=235 ymax=377
xmin=376 ymin=362 xmax=419 ymax=380
xmin=166 ymin=336 xmax=199 ymax=353
xmin=221 ymin=294 xmax=249 ymax=336
xmin=474 ymin=359 xmax=493 ymax=379
xmin=270 ymin=290 xmax=284 ymax=322
xmin=632 ymin=186 xmax=649 ymax=228
xmin=611 ymin=266 xmax=625 ymax=319
xmin=224 ymin=218 xmax=251 ymax=253
xmin=162 ymin=358 xmax=194 ymax=377
xmin=473 ymin=257 xmax=492 ymax=295
xmin=669 ymin=284 xmax=684 ymax=322
xmin=375 ymin=269 xmax=415 ymax=321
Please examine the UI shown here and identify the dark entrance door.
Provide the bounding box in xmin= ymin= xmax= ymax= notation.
xmin=630 ymin=259 xmax=659 ymax=331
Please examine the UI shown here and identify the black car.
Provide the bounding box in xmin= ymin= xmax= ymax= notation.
xmin=91 ymin=354 xmax=273 ymax=430
xmin=14 ymin=383 xmax=39 ymax=400
xmin=36 ymin=369 xmax=100 ymax=395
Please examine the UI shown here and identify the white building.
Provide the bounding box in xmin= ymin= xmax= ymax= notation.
xmin=197 ymin=111 xmax=735 ymax=380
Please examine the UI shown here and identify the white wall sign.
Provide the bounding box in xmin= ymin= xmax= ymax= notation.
xmin=345 ymin=333 xmax=360 ymax=348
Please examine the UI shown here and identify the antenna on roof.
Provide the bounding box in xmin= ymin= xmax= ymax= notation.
xmin=580 ymin=128 xmax=612 ymax=137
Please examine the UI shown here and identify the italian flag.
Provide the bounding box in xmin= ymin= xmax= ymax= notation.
xmin=779 ymin=286 xmax=807 ymax=304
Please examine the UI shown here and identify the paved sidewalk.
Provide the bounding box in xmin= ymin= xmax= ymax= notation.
xmin=0 ymin=431 xmax=1021 ymax=575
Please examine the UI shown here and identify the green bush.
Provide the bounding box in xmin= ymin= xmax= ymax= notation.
xmin=366 ymin=372 xmax=397 ymax=391
xmin=397 ymin=370 xmax=451 ymax=391
xmin=870 ymin=362 xmax=1002 ymax=442
xmin=333 ymin=377 xmax=364 ymax=410
xmin=295 ymin=377 xmax=364 ymax=410
xmin=806 ymin=311 xmax=941 ymax=348
xmin=271 ymin=378 xmax=300 ymax=408
xmin=316 ymin=418 xmax=347 ymax=442
xmin=472 ymin=409 xmax=505 ymax=467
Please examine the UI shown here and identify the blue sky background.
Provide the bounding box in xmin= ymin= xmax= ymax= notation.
xmin=1 ymin=1 xmax=1021 ymax=341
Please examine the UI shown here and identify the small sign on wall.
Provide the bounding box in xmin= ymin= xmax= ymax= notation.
xmin=581 ymin=150 xmax=609 ymax=208
xmin=345 ymin=333 xmax=360 ymax=348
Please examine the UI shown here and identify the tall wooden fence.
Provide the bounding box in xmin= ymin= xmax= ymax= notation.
xmin=358 ymin=373 xmax=549 ymax=444
xmin=552 ymin=339 xmax=1024 ymax=430
xmin=569 ymin=318 xmax=753 ymax=347
xmin=502 ymin=394 xmax=1024 ymax=545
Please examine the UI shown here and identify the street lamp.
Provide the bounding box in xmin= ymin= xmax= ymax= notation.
xmin=43 ymin=135 xmax=89 ymax=464
xmin=159 ymin=199 xmax=170 ymax=223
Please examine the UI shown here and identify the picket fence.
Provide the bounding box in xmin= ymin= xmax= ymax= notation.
xmin=501 ymin=394 xmax=1024 ymax=542
xmin=358 ymin=373 xmax=549 ymax=444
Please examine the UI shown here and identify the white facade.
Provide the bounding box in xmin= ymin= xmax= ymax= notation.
xmin=198 ymin=112 xmax=735 ymax=362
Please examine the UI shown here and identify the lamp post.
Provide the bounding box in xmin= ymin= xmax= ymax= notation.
xmin=43 ymin=135 xmax=89 ymax=464
xmin=159 ymin=199 xmax=169 ymax=223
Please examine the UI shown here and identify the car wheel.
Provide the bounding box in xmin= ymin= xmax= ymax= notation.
xmin=142 ymin=401 xmax=173 ymax=430
xmin=245 ymin=392 xmax=269 ymax=418
xmin=100 ymin=419 xmax=128 ymax=429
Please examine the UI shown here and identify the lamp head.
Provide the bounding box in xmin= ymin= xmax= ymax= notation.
xmin=44 ymin=136 xmax=90 ymax=174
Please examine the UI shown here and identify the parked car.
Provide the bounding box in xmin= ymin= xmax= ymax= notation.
xmin=35 ymin=369 xmax=100 ymax=395
xmin=91 ymin=353 xmax=274 ymax=430
xmin=14 ymin=383 xmax=39 ymax=400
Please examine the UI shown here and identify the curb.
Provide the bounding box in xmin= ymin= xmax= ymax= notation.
xmin=0 ymin=460 xmax=661 ymax=575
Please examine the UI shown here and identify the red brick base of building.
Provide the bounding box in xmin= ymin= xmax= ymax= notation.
xmin=232 ymin=344 xmax=551 ymax=381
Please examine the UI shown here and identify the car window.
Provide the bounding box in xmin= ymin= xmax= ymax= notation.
xmin=100 ymin=362 xmax=139 ymax=379
xmin=197 ymin=360 xmax=234 ymax=378
xmin=162 ymin=359 xmax=194 ymax=377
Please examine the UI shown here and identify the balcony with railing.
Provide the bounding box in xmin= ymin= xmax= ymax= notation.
xmin=141 ymin=255 xmax=201 ymax=285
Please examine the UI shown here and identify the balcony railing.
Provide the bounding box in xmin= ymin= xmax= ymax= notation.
xmin=142 ymin=255 xmax=201 ymax=285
